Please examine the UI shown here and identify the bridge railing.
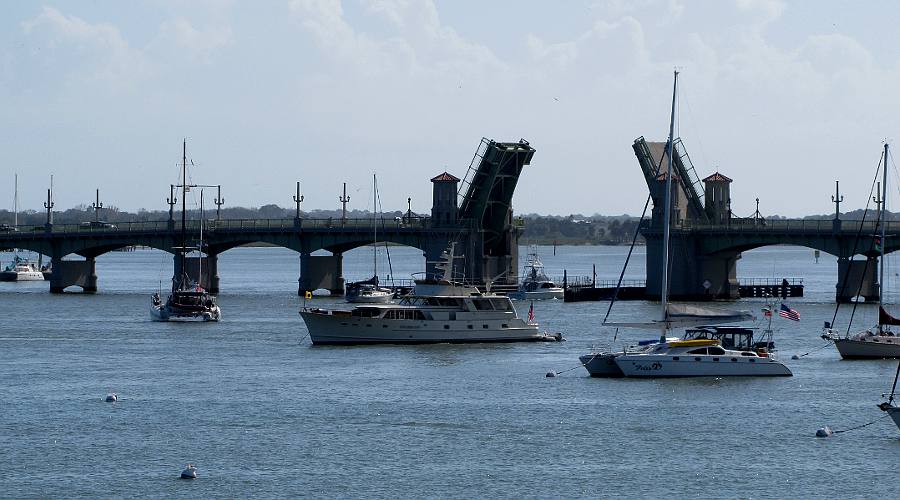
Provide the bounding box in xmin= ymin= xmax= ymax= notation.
xmin=1 ymin=217 xmax=432 ymax=234
xmin=676 ymin=218 xmax=900 ymax=233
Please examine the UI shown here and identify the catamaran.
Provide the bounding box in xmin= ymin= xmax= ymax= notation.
xmin=582 ymin=71 xmax=791 ymax=378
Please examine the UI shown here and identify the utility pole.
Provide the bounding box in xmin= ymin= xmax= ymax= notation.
xmin=214 ymin=185 xmax=224 ymax=220
xmin=91 ymin=188 xmax=103 ymax=222
xmin=339 ymin=182 xmax=350 ymax=222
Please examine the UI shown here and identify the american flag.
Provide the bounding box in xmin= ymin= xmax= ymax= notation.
xmin=779 ymin=303 xmax=800 ymax=321
xmin=528 ymin=302 xmax=535 ymax=323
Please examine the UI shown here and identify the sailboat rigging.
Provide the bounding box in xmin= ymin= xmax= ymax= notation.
xmin=345 ymin=174 xmax=393 ymax=304
xmin=150 ymin=140 xmax=221 ymax=322
xmin=1 ymin=174 xmax=44 ymax=282
xmin=823 ymin=143 xmax=900 ymax=358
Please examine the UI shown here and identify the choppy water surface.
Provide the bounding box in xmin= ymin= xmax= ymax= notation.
xmin=1 ymin=245 xmax=898 ymax=498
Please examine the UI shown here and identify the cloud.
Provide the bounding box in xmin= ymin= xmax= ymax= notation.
xmin=18 ymin=6 xmax=150 ymax=90
xmin=151 ymin=18 xmax=233 ymax=63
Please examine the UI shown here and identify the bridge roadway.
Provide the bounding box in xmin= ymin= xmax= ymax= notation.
xmin=641 ymin=217 xmax=900 ymax=301
xmin=0 ymin=217 xmax=459 ymax=294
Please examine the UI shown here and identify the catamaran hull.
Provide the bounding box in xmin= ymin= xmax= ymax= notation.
xmin=614 ymin=355 xmax=792 ymax=377
xmin=833 ymin=338 xmax=900 ymax=359
xmin=150 ymin=305 xmax=221 ymax=322
xmin=580 ymin=353 xmax=625 ymax=377
xmin=0 ymin=270 xmax=45 ymax=281
xmin=300 ymin=311 xmax=559 ymax=345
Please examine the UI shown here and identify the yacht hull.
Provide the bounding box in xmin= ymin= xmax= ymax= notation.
xmin=300 ymin=310 xmax=557 ymax=345
xmin=0 ymin=270 xmax=45 ymax=281
xmin=346 ymin=293 xmax=393 ymax=304
xmin=509 ymin=289 xmax=564 ymax=300
xmin=615 ymin=355 xmax=792 ymax=377
xmin=150 ymin=305 xmax=221 ymax=322
xmin=833 ymin=338 xmax=900 ymax=359
xmin=580 ymin=353 xmax=625 ymax=377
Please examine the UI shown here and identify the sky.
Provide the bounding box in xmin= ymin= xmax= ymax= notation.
xmin=3 ymin=0 xmax=900 ymax=218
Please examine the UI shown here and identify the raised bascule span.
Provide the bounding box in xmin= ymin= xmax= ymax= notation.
xmin=635 ymin=136 xmax=897 ymax=302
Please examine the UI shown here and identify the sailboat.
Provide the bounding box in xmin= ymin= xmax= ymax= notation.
xmin=581 ymin=71 xmax=791 ymax=378
xmin=346 ymin=174 xmax=393 ymax=304
xmin=150 ymin=140 xmax=221 ymax=322
xmin=1 ymin=174 xmax=44 ymax=282
xmin=823 ymin=144 xmax=900 ymax=358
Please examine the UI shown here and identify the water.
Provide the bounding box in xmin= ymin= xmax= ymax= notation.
xmin=1 ymin=245 xmax=899 ymax=498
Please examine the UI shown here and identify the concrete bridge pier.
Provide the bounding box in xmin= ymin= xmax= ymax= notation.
xmin=298 ymin=251 xmax=345 ymax=296
xmin=173 ymin=254 xmax=219 ymax=293
xmin=49 ymin=257 xmax=98 ymax=293
xmin=836 ymin=256 xmax=879 ymax=303
xmin=646 ymin=234 xmax=740 ymax=300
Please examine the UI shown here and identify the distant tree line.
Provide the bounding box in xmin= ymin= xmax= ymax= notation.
xmin=518 ymin=214 xmax=642 ymax=246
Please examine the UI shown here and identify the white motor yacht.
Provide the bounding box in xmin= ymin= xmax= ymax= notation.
xmin=509 ymin=248 xmax=563 ymax=300
xmin=0 ymin=256 xmax=45 ymax=282
xmin=614 ymin=338 xmax=792 ymax=378
xmin=300 ymin=279 xmax=561 ymax=345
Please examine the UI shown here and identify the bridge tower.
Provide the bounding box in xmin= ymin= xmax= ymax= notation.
xmin=635 ymin=137 xmax=740 ymax=300
xmin=703 ymin=172 xmax=732 ymax=225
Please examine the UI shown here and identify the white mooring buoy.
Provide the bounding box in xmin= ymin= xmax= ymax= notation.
xmin=105 ymin=393 xmax=118 ymax=402
xmin=180 ymin=464 xmax=197 ymax=479
xmin=546 ymin=371 xmax=557 ymax=378
xmin=815 ymin=426 xmax=834 ymax=438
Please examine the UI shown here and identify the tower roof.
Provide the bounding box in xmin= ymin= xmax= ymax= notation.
xmin=431 ymin=171 xmax=460 ymax=182
xmin=702 ymin=172 xmax=732 ymax=183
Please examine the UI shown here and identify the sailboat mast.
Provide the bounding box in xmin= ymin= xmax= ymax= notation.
xmin=180 ymin=139 xmax=187 ymax=289
xmin=13 ymin=173 xmax=17 ymax=227
xmin=880 ymin=143 xmax=889 ymax=332
xmin=659 ymin=70 xmax=678 ymax=341
xmin=373 ymin=173 xmax=378 ymax=278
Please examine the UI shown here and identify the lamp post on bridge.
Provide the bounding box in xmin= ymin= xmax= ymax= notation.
xmin=339 ymin=182 xmax=350 ymax=224
xmin=832 ymin=180 xmax=843 ymax=231
xmin=91 ymin=189 xmax=103 ymax=222
xmin=214 ymin=185 xmax=224 ymax=220
xmin=874 ymin=181 xmax=883 ymax=222
xmin=406 ymin=197 xmax=412 ymax=223
xmin=293 ymin=181 xmax=304 ymax=227
xmin=44 ymin=175 xmax=54 ymax=229
xmin=167 ymin=184 xmax=177 ymax=231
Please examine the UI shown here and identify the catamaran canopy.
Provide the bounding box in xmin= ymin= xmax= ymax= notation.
xmin=603 ymin=304 xmax=755 ymax=328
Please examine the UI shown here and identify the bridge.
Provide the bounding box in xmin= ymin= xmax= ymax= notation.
xmin=0 ymin=137 xmax=534 ymax=295
xmin=634 ymin=136 xmax=892 ymax=302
